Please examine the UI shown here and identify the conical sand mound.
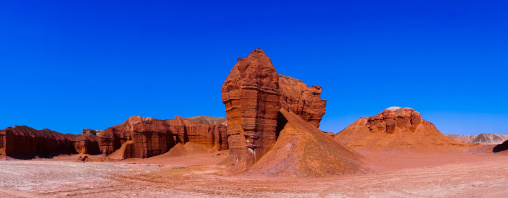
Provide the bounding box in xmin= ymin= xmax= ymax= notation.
xmin=335 ymin=107 xmax=475 ymax=153
xmin=246 ymin=109 xmax=368 ymax=177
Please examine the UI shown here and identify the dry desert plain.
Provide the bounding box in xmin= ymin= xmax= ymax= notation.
xmin=0 ymin=147 xmax=507 ymax=198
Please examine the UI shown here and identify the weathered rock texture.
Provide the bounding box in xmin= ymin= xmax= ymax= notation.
xmin=221 ymin=49 xmax=281 ymax=171
xmin=493 ymin=140 xmax=508 ymax=153
xmin=73 ymin=134 xmax=101 ymax=155
xmin=82 ymin=128 xmax=102 ymax=136
xmin=185 ymin=116 xmax=227 ymax=125
xmin=99 ymin=116 xmax=228 ymax=159
xmin=334 ymin=107 xmax=470 ymax=152
xmin=221 ymin=49 xmax=328 ymax=172
xmin=0 ymin=126 xmax=76 ymax=159
xmin=278 ymin=74 xmax=327 ymax=128
xmin=247 ymin=109 xmax=367 ymax=177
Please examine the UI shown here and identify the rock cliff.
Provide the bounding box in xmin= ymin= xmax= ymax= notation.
xmin=278 ymin=74 xmax=326 ymax=128
xmin=221 ymin=49 xmax=281 ymax=171
xmin=73 ymin=133 xmax=101 ymax=155
xmin=99 ymin=116 xmax=228 ymax=159
xmin=0 ymin=126 xmax=77 ymax=159
xmin=221 ymin=49 xmax=328 ymax=172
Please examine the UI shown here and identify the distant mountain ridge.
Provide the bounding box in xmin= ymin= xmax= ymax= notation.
xmin=447 ymin=133 xmax=508 ymax=145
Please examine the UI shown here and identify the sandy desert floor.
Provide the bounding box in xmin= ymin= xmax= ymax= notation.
xmin=0 ymin=151 xmax=507 ymax=198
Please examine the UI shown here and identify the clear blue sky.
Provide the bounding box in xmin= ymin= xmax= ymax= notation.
xmin=1 ymin=1 xmax=507 ymax=135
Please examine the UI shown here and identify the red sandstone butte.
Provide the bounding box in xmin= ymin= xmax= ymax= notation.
xmin=0 ymin=126 xmax=76 ymax=159
xmin=278 ymin=74 xmax=327 ymax=128
xmin=221 ymin=48 xmax=281 ymax=171
xmin=221 ymin=49 xmax=329 ymax=172
xmin=334 ymin=107 xmax=468 ymax=152
xmin=98 ymin=116 xmax=227 ymax=159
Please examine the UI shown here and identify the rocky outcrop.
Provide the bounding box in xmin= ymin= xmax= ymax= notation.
xmin=0 ymin=126 xmax=76 ymax=159
xmin=82 ymin=128 xmax=102 ymax=136
xmin=334 ymin=107 xmax=468 ymax=152
xmin=221 ymin=49 xmax=281 ymax=171
xmin=278 ymin=74 xmax=327 ymax=128
xmin=448 ymin=133 xmax=508 ymax=145
xmin=73 ymin=134 xmax=101 ymax=155
xmin=221 ymin=49 xmax=328 ymax=172
xmin=493 ymin=140 xmax=508 ymax=153
xmin=99 ymin=116 xmax=228 ymax=159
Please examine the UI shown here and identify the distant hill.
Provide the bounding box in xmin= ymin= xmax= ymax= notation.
xmin=447 ymin=133 xmax=508 ymax=145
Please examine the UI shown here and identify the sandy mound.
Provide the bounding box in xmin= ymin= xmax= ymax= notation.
xmin=335 ymin=107 xmax=480 ymax=153
xmin=154 ymin=142 xmax=217 ymax=158
xmin=246 ymin=109 xmax=368 ymax=177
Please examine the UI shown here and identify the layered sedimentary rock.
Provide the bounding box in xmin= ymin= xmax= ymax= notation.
xmin=247 ymin=109 xmax=367 ymax=177
xmin=221 ymin=49 xmax=281 ymax=171
xmin=334 ymin=107 xmax=468 ymax=152
xmin=0 ymin=126 xmax=76 ymax=159
xmin=278 ymin=74 xmax=327 ymax=128
xmin=99 ymin=116 xmax=227 ymax=159
xmin=221 ymin=49 xmax=328 ymax=172
xmin=73 ymin=134 xmax=101 ymax=155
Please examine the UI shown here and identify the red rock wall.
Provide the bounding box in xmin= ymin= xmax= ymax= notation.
xmin=98 ymin=116 xmax=228 ymax=158
xmin=278 ymin=74 xmax=327 ymax=128
xmin=73 ymin=134 xmax=101 ymax=155
xmin=0 ymin=126 xmax=77 ymax=159
xmin=0 ymin=132 xmax=5 ymax=157
xmin=221 ymin=49 xmax=281 ymax=171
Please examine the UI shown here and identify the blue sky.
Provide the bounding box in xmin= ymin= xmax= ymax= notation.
xmin=0 ymin=0 xmax=507 ymax=135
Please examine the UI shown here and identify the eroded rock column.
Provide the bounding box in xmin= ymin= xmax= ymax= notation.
xmin=221 ymin=49 xmax=280 ymax=171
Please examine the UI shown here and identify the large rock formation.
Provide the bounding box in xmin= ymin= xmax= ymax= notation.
xmin=334 ymin=107 xmax=468 ymax=152
xmin=278 ymin=74 xmax=327 ymax=128
xmin=221 ymin=49 xmax=328 ymax=172
xmin=73 ymin=133 xmax=101 ymax=155
xmin=0 ymin=126 xmax=77 ymax=159
xmin=247 ymin=109 xmax=367 ymax=177
xmin=447 ymin=133 xmax=508 ymax=145
xmin=221 ymin=49 xmax=281 ymax=171
xmin=98 ymin=116 xmax=228 ymax=159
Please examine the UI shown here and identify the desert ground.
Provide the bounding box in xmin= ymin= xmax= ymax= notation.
xmin=1 ymin=150 xmax=507 ymax=198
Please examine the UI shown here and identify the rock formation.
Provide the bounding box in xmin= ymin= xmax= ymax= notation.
xmin=99 ymin=116 xmax=228 ymax=159
xmin=278 ymin=74 xmax=327 ymax=128
xmin=185 ymin=116 xmax=227 ymax=125
xmin=247 ymin=109 xmax=367 ymax=177
xmin=221 ymin=49 xmax=281 ymax=171
xmin=0 ymin=126 xmax=77 ymax=159
xmin=221 ymin=49 xmax=329 ymax=172
xmin=82 ymin=128 xmax=102 ymax=136
xmin=73 ymin=133 xmax=101 ymax=155
xmin=334 ymin=107 xmax=469 ymax=152
xmin=447 ymin=133 xmax=508 ymax=145
xmin=493 ymin=140 xmax=508 ymax=153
